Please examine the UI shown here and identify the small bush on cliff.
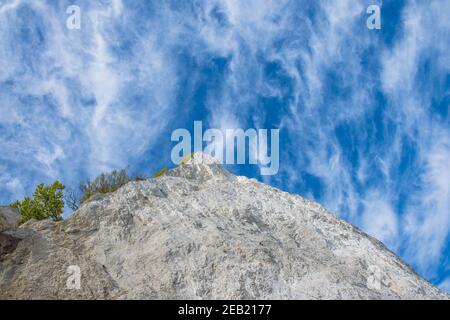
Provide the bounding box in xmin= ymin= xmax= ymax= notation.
xmin=79 ymin=169 xmax=131 ymax=204
xmin=64 ymin=169 xmax=149 ymax=211
xmin=64 ymin=187 xmax=81 ymax=211
xmin=153 ymin=167 xmax=167 ymax=178
xmin=11 ymin=181 xmax=65 ymax=224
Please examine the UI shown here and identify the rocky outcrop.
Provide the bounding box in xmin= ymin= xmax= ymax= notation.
xmin=0 ymin=154 xmax=448 ymax=299
xmin=0 ymin=207 xmax=21 ymax=258
xmin=0 ymin=206 xmax=19 ymax=232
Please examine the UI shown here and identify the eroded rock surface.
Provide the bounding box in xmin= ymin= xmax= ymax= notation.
xmin=0 ymin=154 xmax=448 ymax=299
xmin=0 ymin=206 xmax=19 ymax=232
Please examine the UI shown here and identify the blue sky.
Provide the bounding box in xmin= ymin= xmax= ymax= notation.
xmin=0 ymin=0 xmax=449 ymax=291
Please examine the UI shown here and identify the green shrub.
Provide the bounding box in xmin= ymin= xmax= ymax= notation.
xmin=153 ymin=167 xmax=168 ymax=178
xmin=11 ymin=181 xmax=65 ymax=224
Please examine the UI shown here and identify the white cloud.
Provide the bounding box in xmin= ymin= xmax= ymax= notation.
xmin=361 ymin=192 xmax=399 ymax=250
xmin=0 ymin=0 xmax=178 ymax=194
xmin=4 ymin=176 xmax=25 ymax=200
xmin=379 ymin=1 xmax=450 ymax=276
xmin=402 ymin=134 xmax=450 ymax=275
xmin=439 ymin=277 xmax=450 ymax=293
xmin=0 ymin=0 xmax=21 ymax=14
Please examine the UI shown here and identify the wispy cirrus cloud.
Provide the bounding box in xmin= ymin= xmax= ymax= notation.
xmin=379 ymin=0 xmax=450 ymax=278
xmin=0 ymin=0 xmax=178 ymax=190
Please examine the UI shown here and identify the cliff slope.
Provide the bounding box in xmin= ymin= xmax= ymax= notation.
xmin=0 ymin=154 xmax=448 ymax=299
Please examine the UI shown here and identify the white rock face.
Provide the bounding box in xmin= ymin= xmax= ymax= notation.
xmin=0 ymin=154 xmax=448 ymax=299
